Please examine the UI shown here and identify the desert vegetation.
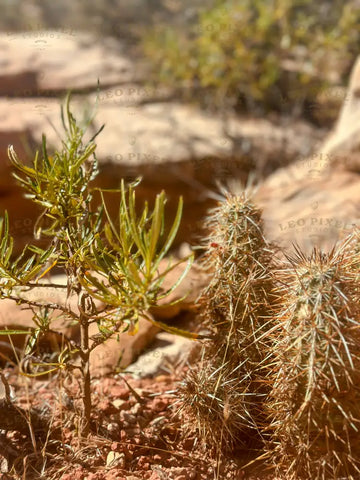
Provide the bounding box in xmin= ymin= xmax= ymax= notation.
xmin=142 ymin=0 xmax=360 ymax=122
xmin=0 ymin=94 xmax=360 ymax=479
xmin=178 ymin=185 xmax=276 ymax=452
xmin=1 ymin=2 xmax=360 ymax=477
xmin=176 ymin=189 xmax=360 ymax=479
xmin=0 ymin=94 xmax=195 ymax=438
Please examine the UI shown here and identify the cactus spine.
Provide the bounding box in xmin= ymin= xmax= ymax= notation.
xmin=266 ymin=241 xmax=360 ymax=479
xmin=177 ymin=187 xmax=276 ymax=451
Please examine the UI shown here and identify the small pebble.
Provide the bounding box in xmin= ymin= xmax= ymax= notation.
xmin=152 ymin=398 xmax=168 ymax=412
xmin=122 ymin=412 xmax=137 ymax=424
xmin=107 ymin=423 xmax=118 ymax=433
xmin=132 ymin=402 xmax=142 ymax=415
xmin=112 ymin=399 xmax=130 ymax=410
xmin=126 ymin=426 xmax=141 ymax=436
xmin=110 ymin=385 xmax=129 ymax=399
xmin=141 ymin=409 xmax=153 ymax=420
xmin=154 ymin=375 xmax=169 ymax=383
xmin=137 ymin=456 xmax=150 ymax=469
xmin=97 ymin=400 xmax=118 ymax=415
xmin=137 ymin=415 xmax=148 ymax=428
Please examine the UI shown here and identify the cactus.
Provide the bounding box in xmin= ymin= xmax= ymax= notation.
xmin=177 ymin=186 xmax=276 ymax=451
xmin=265 ymin=241 xmax=360 ymax=479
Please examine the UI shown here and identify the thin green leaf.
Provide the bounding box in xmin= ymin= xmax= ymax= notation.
xmin=153 ymin=197 xmax=183 ymax=270
xmin=0 ymin=329 xmax=31 ymax=335
xmin=142 ymin=313 xmax=203 ymax=340
xmin=147 ymin=193 xmax=164 ymax=275
xmin=154 ymin=254 xmax=194 ymax=301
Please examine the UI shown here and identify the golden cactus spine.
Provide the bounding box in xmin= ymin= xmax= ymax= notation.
xmin=177 ymin=188 xmax=276 ymax=451
xmin=266 ymin=242 xmax=360 ymax=479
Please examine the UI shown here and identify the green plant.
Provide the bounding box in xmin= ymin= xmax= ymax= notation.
xmin=142 ymin=0 xmax=360 ymax=119
xmin=265 ymin=242 xmax=360 ymax=479
xmin=0 ymin=94 xmax=196 ymax=436
xmin=177 ymin=185 xmax=276 ymax=452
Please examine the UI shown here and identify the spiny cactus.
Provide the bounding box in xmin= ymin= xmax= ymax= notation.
xmin=176 ymin=348 xmax=254 ymax=450
xmin=177 ymin=186 xmax=276 ymax=451
xmin=265 ymin=241 xmax=360 ymax=479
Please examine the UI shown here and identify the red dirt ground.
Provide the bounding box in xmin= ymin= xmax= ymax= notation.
xmin=0 ymin=365 xmax=276 ymax=480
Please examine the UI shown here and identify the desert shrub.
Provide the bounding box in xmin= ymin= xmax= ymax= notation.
xmin=142 ymin=0 xmax=360 ymax=120
xmin=0 ymin=94 xmax=196 ymax=436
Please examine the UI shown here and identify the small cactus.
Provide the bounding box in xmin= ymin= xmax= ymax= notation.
xmin=177 ymin=186 xmax=276 ymax=451
xmin=265 ymin=241 xmax=360 ymax=479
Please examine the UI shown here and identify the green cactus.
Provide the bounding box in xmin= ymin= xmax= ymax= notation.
xmin=265 ymin=241 xmax=360 ymax=479
xmin=177 ymin=186 xmax=276 ymax=451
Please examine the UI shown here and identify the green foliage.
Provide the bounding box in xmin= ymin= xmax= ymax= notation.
xmin=0 ymin=94 xmax=194 ymax=434
xmin=8 ymin=98 xmax=100 ymax=241
xmin=5 ymin=94 xmax=193 ymax=338
xmin=80 ymin=180 xmax=193 ymax=336
xmin=142 ymin=0 xmax=360 ymax=118
xmin=0 ymin=211 xmax=56 ymax=288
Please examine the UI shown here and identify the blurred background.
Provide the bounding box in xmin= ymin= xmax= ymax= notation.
xmin=1 ymin=0 xmax=360 ymax=254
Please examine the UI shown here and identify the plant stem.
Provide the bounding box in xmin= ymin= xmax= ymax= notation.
xmin=5 ymin=294 xmax=78 ymax=320
xmin=78 ymin=288 xmax=94 ymax=437
xmin=79 ymin=310 xmax=91 ymax=436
